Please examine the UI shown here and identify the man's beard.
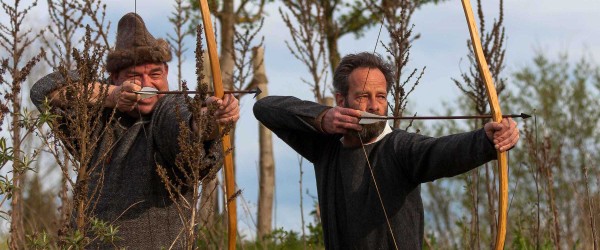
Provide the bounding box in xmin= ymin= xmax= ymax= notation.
xmin=357 ymin=120 xmax=386 ymax=141
xmin=344 ymin=99 xmax=387 ymax=142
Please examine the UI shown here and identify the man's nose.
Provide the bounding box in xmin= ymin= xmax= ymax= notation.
xmin=367 ymin=97 xmax=379 ymax=112
xmin=138 ymin=75 xmax=152 ymax=87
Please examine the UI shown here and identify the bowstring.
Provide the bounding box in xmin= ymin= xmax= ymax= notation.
xmin=356 ymin=16 xmax=400 ymax=249
xmin=357 ymin=134 xmax=399 ymax=249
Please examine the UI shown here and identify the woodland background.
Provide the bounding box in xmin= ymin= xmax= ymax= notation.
xmin=0 ymin=0 xmax=599 ymax=249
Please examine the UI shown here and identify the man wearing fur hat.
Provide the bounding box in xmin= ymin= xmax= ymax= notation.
xmin=30 ymin=13 xmax=239 ymax=248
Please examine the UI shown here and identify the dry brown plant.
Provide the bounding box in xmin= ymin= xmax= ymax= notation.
xmin=520 ymin=118 xmax=563 ymax=249
xmin=35 ymin=28 xmax=120 ymax=248
xmin=155 ymin=26 xmax=228 ymax=249
xmin=365 ymin=0 xmax=425 ymax=130
xmin=189 ymin=1 xmax=267 ymax=234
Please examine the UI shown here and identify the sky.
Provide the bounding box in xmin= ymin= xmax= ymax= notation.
xmin=3 ymin=0 xmax=600 ymax=240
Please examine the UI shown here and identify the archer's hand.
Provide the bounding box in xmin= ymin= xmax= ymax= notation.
xmin=109 ymin=80 xmax=141 ymax=112
xmin=484 ymin=117 xmax=519 ymax=152
xmin=206 ymin=94 xmax=240 ymax=125
xmin=322 ymin=107 xmax=363 ymax=134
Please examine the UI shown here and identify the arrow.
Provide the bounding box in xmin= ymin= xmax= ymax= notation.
xmin=359 ymin=111 xmax=531 ymax=124
xmin=134 ymin=86 xmax=262 ymax=99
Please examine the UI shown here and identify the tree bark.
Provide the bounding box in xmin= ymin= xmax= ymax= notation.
xmin=218 ymin=0 xmax=237 ymax=237
xmin=323 ymin=0 xmax=340 ymax=74
xmin=254 ymin=47 xmax=275 ymax=241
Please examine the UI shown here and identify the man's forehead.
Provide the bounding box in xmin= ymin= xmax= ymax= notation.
xmin=122 ymin=63 xmax=166 ymax=74
xmin=348 ymin=68 xmax=386 ymax=88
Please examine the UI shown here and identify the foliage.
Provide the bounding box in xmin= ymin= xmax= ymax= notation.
xmin=508 ymin=52 xmax=600 ymax=249
xmin=423 ymin=51 xmax=600 ymax=249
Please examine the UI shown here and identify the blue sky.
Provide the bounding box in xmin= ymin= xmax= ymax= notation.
xmin=6 ymin=0 xmax=600 ymax=239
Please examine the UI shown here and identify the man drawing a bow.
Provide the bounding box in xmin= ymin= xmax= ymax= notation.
xmin=253 ymin=52 xmax=519 ymax=249
xmin=31 ymin=13 xmax=239 ymax=248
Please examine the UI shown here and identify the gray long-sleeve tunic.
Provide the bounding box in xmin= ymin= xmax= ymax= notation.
xmin=31 ymin=72 xmax=208 ymax=249
xmin=253 ymin=96 xmax=497 ymax=250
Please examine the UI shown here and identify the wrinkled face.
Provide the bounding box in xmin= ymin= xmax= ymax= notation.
xmin=336 ymin=67 xmax=388 ymax=140
xmin=112 ymin=63 xmax=169 ymax=115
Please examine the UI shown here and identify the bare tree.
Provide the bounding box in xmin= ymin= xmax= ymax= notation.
xmin=280 ymin=0 xmax=330 ymax=104
xmin=252 ymin=46 xmax=275 ymax=241
xmin=168 ymin=0 xmax=192 ymax=90
xmin=43 ymin=0 xmax=111 ymax=70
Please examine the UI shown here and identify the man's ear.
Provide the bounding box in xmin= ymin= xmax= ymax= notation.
xmin=335 ymin=92 xmax=345 ymax=107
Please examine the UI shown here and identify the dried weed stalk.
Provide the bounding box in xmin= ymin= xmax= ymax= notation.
xmin=365 ymin=0 xmax=424 ymax=130
xmin=37 ymin=28 xmax=119 ymax=248
xmin=155 ymin=25 xmax=226 ymax=249
xmin=452 ymin=0 xmax=506 ymax=119
xmin=520 ymin=119 xmax=562 ymax=249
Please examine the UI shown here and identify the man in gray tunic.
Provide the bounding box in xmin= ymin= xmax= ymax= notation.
xmin=253 ymin=52 xmax=519 ymax=249
xmin=30 ymin=13 xmax=239 ymax=248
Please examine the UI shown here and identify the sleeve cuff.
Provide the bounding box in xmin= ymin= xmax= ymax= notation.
xmin=313 ymin=107 xmax=331 ymax=134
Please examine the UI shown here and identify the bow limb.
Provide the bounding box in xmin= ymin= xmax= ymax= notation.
xmin=461 ymin=1 xmax=508 ymax=249
xmin=198 ymin=0 xmax=237 ymax=249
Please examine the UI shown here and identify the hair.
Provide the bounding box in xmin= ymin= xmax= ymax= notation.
xmin=332 ymin=52 xmax=394 ymax=97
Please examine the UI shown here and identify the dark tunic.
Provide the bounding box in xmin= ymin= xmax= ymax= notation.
xmin=31 ymin=72 xmax=205 ymax=249
xmin=253 ymin=96 xmax=497 ymax=250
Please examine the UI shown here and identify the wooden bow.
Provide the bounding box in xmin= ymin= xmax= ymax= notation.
xmin=461 ymin=1 xmax=508 ymax=249
xmin=198 ymin=0 xmax=237 ymax=249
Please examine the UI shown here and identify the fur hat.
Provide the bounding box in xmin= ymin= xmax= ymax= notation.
xmin=106 ymin=13 xmax=172 ymax=74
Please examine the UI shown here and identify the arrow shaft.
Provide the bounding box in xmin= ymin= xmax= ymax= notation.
xmin=146 ymin=90 xmax=256 ymax=95
xmin=367 ymin=114 xmax=526 ymax=120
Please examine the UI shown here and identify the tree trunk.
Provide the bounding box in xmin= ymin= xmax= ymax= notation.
xmin=254 ymin=47 xmax=275 ymax=241
xmin=219 ymin=0 xmax=235 ymax=92
xmin=323 ymin=0 xmax=340 ymax=74
xmin=218 ymin=0 xmax=237 ymax=239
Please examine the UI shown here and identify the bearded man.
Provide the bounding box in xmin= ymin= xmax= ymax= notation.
xmin=31 ymin=13 xmax=239 ymax=248
xmin=253 ymin=52 xmax=519 ymax=249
